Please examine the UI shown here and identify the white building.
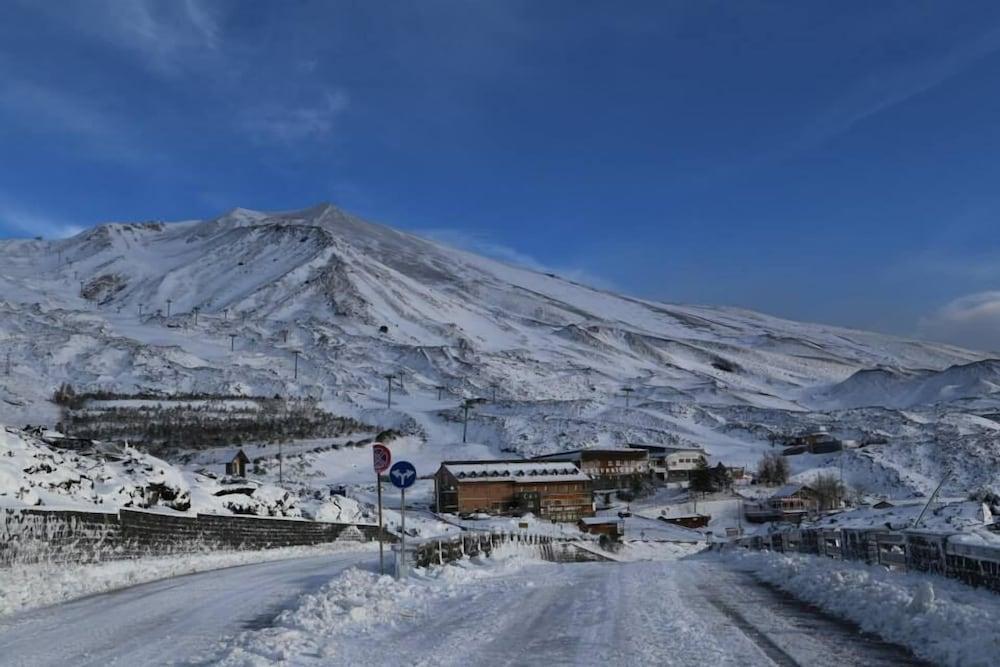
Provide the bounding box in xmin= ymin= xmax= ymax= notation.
xmin=627 ymin=444 xmax=707 ymax=481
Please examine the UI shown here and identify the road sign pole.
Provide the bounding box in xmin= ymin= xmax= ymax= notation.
xmin=387 ymin=459 xmax=416 ymax=579
xmin=372 ymin=443 xmax=392 ymax=576
xmin=377 ymin=472 xmax=385 ymax=575
xmin=399 ymin=486 xmax=406 ymax=579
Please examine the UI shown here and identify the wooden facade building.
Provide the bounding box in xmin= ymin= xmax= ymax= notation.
xmin=434 ymin=460 xmax=594 ymax=522
xmin=531 ymin=449 xmax=650 ymax=491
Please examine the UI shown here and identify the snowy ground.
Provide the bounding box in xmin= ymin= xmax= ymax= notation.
xmin=209 ymin=551 xmax=923 ymax=667
xmin=0 ymin=538 xmax=933 ymax=666
xmin=0 ymin=549 xmax=376 ymax=667
xmin=0 ymin=541 xmax=375 ymax=618
xmin=721 ymin=549 xmax=1000 ymax=667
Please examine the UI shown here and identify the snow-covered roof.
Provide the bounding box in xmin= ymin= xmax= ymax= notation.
xmin=580 ymin=516 xmax=621 ymax=525
xmin=532 ymin=448 xmax=647 ymax=462
xmin=442 ymin=461 xmax=590 ymax=483
xmin=627 ymin=443 xmax=707 ymax=455
xmin=771 ymin=483 xmax=812 ymax=498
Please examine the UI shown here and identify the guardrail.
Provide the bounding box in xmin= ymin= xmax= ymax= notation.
xmin=728 ymin=525 xmax=1000 ymax=593
xmin=407 ymin=531 xmax=609 ymax=569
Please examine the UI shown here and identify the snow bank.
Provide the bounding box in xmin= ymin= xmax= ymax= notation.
xmin=314 ymin=495 xmax=371 ymax=524
xmin=723 ymin=550 xmax=1000 ymax=666
xmin=212 ymin=551 xmax=547 ymax=665
xmin=0 ymin=542 xmax=372 ymax=618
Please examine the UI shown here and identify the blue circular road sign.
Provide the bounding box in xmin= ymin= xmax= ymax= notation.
xmin=389 ymin=460 xmax=417 ymax=489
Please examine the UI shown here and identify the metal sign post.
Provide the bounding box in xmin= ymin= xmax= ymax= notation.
xmin=389 ymin=460 xmax=417 ymax=579
xmin=372 ymin=444 xmax=391 ymax=575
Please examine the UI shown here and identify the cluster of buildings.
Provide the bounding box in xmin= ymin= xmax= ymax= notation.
xmin=433 ymin=443 xmax=709 ymax=522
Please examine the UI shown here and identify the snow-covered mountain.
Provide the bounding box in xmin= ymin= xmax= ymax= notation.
xmin=817 ymin=359 xmax=1000 ymax=410
xmin=1 ymin=203 xmax=998 ymax=497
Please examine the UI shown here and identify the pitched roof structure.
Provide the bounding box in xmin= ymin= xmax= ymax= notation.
xmin=441 ymin=460 xmax=590 ymax=484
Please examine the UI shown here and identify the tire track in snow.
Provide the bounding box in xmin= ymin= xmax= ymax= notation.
xmin=703 ymin=593 xmax=800 ymax=667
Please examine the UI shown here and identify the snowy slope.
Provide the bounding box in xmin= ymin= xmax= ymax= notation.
xmin=0 ymin=203 xmax=998 ymax=497
xmin=816 ymin=359 xmax=1000 ymax=409
xmin=0 ymin=426 xmax=301 ymax=517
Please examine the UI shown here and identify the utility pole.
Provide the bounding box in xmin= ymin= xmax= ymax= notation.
xmin=436 ymin=385 xmax=445 ymax=400
xmin=913 ymin=473 xmax=949 ymax=529
xmin=462 ymin=399 xmax=475 ymax=443
xmin=292 ymin=350 xmax=300 ymax=380
xmin=736 ymin=498 xmax=743 ymax=536
xmin=278 ymin=441 xmax=283 ymax=486
xmin=192 ymin=307 xmax=200 ymax=326
xmin=229 ymin=333 xmax=237 ymax=351
xmin=78 ymin=280 xmax=84 ymax=295
xmin=384 ymin=374 xmax=395 ymax=408
xmin=623 ymin=386 xmax=634 ymax=409
xmin=224 ymin=308 xmax=229 ymax=321
xmin=138 ymin=303 xmax=144 ymax=317
xmin=396 ymin=370 xmax=405 ymax=390
xmin=166 ymin=299 xmax=172 ymax=317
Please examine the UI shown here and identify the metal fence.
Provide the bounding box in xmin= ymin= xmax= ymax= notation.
xmin=730 ymin=525 xmax=1000 ymax=593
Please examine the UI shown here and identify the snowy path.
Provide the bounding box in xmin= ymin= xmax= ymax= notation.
xmin=0 ymin=551 xmax=371 ymax=666
xmin=323 ymin=560 xmax=925 ymax=666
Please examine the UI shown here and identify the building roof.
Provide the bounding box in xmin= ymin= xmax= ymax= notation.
xmin=441 ymin=460 xmax=590 ymax=484
xmin=531 ymin=448 xmax=648 ymax=462
xmin=771 ymin=483 xmax=813 ymax=499
xmin=580 ymin=517 xmax=622 ymax=526
xmin=230 ymin=449 xmax=250 ymax=463
xmin=627 ymin=443 xmax=707 ymax=455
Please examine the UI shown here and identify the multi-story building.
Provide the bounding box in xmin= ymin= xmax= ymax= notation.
xmin=531 ymin=449 xmax=650 ymax=491
xmin=627 ymin=443 xmax=707 ymax=482
xmin=433 ymin=460 xmax=594 ymax=522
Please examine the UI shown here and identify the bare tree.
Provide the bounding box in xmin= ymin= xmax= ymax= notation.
xmin=756 ymin=452 xmax=789 ymax=486
xmin=812 ymin=473 xmax=846 ymax=511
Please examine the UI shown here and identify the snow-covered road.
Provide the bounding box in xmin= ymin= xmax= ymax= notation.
xmin=0 ymin=553 xmax=927 ymax=666
xmin=349 ymin=560 xmax=924 ymax=667
xmin=0 ymin=551 xmax=372 ymax=666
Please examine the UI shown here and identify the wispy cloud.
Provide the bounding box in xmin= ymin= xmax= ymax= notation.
xmin=20 ymin=0 xmax=222 ymax=75
xmin=0 ymin=74 xmax=148 ymax=163
xmin=420 ymin=227 xmax=615 ymax=289
xmin=242 ymin=89 xmax=350 ymax=144
xmin=0 ymin=195 xmax=82 ymax=239
xmin=790 ymin=24 xmax=1000 ymax=155
xmin=918 ymin=291 xmax=1000 ymax=353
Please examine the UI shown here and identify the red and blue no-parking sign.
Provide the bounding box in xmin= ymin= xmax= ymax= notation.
xmin=372 ymin=443 xmax=391 ymax=474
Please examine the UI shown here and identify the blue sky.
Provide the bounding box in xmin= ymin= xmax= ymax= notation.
xmin=2 ymin=1 xmax=1000 ymax=350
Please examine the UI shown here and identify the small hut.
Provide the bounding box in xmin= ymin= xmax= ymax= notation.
xmin=225 ymin=449 xmax=250 ymax=477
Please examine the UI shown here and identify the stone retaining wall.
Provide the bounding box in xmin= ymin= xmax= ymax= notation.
xmin=0 ymin=506 xmax=380 ymax=566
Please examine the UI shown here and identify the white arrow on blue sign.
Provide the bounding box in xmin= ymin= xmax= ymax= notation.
xmin=389 ymin=461 xmax=417 ymax=489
